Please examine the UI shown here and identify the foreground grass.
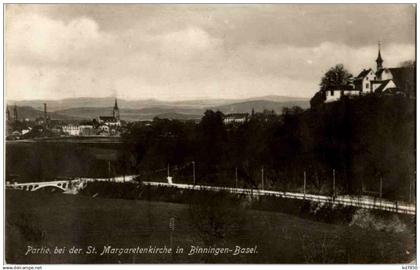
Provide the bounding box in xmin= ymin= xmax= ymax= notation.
xmin=6 ymin=190 xmax=415 ymax=264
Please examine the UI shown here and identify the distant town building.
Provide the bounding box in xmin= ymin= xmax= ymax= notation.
xmin=59 ymin=99 xmax=122 ymax=137
xmin=113 ymin=98 xmax=120 ymax=121
xmin=61 ymin=124 xmax=96 ymax=136
xmin=99 ymin=116 xmax=120 ymax=126
xmin=97 ymin=124 xmax=110 ymax=136
xmin=13 ymin=105 xmax=18 ymax=121
xmin=6 ymin=107 xmax=10 ymax=121
xmin=79 ymin=125 xmax=95 ymax=136
xmin=21 ymin=128 xmax=31 ymax=135
xmin=62 ymin=124 xmax=80 ymax=136
xmin=98 ymin=98 xmax=121 ymax=127
xmin=223 ymin=113 xmax=249 ymax=124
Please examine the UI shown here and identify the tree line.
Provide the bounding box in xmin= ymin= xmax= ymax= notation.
xmin=121 ymin=94 xmax=415 ymax=202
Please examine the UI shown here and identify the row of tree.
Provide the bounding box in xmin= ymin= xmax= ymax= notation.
xmin=121 ymin=93 xmax=415 ymax=201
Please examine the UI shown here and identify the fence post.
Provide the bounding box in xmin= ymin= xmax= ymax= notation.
xmin=379 ymin=177 xmax=383 ymax=198
xmin=261 ymin=167 xmax=264 ymax=190
xmin=235 ymin=167 xmax=238 ymax=188
xmin=192 ymin=161 xmax=196 ymax=185
xmin=303 ymin=171 xmax=306 ymax=201
xmin=108 ymin=160 xmax=111 ymax=181
xmin=409 ymin=180 xmax=412 ymax=203
xmin=333 ymin=169 xmax=336 ymax=199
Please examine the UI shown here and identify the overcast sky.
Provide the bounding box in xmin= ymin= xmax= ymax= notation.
xmin=6 ymin=4 xmax=416 ymax=101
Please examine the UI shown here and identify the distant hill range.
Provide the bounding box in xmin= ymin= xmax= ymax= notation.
xmin=6 ymin=106 xmax=79 ymax=121
xmin=54 ymin=107 xmax=204 ymax=121
xmin=213 ymin=100 xmax=309 ymax=114
xmin=7 ymin=96 xmax=309 ymax=121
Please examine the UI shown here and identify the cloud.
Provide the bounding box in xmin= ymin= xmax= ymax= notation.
xmin=233 ymin=41 xmax=415 ymax=81
xmin=6 ymin=13 xmax=113 ymax=66
xmin=5 ymin=5 xmax=416 ymax=101
xmin=158 ymin=27 xmax=221 ymax=52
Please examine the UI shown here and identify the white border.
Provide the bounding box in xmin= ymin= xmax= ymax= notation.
xmin=0 ymin=2 xmax=417 ymax=270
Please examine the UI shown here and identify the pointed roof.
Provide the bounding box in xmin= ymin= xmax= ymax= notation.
xmin=374 ymin=79 xmax=392 ymax=93
xmin=388 ymin=67 xmax=415 ymax=96
xmin=114 ymin=98 xmax=118 ymax=110
xmin=99 ymin=116 xmax=117 ymax=122
xmin=355 ymin=68 xmax=373 ymax=80
xmin=376 ymin=42 xmax=383 ymax=65
xmin=375 ymin=68 xmax=385 ymax=78
xmin=376 ymin=50 xmax=383 ymax=63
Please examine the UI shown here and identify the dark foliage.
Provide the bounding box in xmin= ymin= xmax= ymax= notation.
xmin=122 ymin=95 xmax=415 ymax=201
xmin=78 ymin=182 xmax=415 ymax=234
xmin=320 ymin=64 xmax=353 ymax=89
xmin=310 ymin=90 xmax=326 ymax=108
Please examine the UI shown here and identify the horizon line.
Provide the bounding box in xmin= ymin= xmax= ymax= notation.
xmin=6 ymin=94 xmax=311 ymax=103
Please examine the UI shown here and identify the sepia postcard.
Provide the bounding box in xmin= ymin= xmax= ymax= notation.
xmin=2 ymin=3 xmax=417 ymax=267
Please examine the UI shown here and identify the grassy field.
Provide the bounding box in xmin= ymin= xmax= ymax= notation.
xmin=5 ymin=190 xmax=415 ymax=264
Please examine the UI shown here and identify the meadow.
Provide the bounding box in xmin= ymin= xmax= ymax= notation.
xmin=5 ymin=190 xmax=415 ymax=263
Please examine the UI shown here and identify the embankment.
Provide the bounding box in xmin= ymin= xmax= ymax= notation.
xmin=79 ymin=181 xmax=415 ymax=233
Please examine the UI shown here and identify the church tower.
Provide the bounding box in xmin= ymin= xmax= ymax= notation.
xmin=113 ymin=98 xmax=120 ymax=121
xmin=376 ymin=41 xmax=384 ymax=71
xmin=6 ymin=106 xmax=10 ymax=121
xmin=13 ymin=105 xmax=18 ymax=122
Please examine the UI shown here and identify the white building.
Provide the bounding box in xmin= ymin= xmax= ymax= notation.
xmin=324 ymin=86 xmax=360 ymax=103
xmin=223 ymin=113 xmax=249 ymax=124
xmin=61 ymin=124 xmax=95 ymax=136
xmin=79 ymin=125 xmax=95 ymax=136
xmin=98 ymin=99 xmax=121 ymax=127
xmin=98 ymin=116 xmax=121 ymax=127
xmin=355 ymin=43 xmax=411 ymax=95
xmin=62 ymin=124 xmax=80 ymax=136
xmin=353 ymin=68 xmax=377 ymax=93
xmin=322 ymin=42 xmax=415 ymax=103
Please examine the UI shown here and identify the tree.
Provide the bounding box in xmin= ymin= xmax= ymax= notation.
xmin=196 ymin=110 xmax=227 ymax=183
xmin=399 ymin=60 xmax=415 ymax=68
xmin=320 ymin=64 xmax=353 ymax=90
xmin=310 ymin=91 xmax=326 ymax=108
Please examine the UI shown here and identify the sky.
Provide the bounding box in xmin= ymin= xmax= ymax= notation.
xmin=5 ymin=4 xmax=416 ymax=101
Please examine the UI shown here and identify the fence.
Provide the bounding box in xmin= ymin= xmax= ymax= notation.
xmin=142 ymin=181 xmax=416 ymax=215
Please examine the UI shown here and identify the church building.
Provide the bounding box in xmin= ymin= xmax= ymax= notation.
xmin=324 ymin=43 xmax=415 ymax=103
xmin=99 ymin=98 xmax=121 ymax=127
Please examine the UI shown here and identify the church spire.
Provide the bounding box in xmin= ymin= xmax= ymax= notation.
xmin=376 ymin=41 xmax=383 ymax=71
xmin=13 ymin=104 xmax=18 ymax=122
xmin=6 ymin=106 xmax=10 ymax=121
xmin=114 ymin=98 xmax=118 ymax=110
xmin=113 ymin=98 xmax=120 ymax=121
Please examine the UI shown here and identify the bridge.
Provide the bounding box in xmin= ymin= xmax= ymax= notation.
xmin=6 ymin=179 xmax=89 ymax=193
xmin=6 ymin=175 xmax=138 ymax=193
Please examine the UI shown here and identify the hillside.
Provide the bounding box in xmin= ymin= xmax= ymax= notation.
xmin=8 ymin=97 xmax=310 ymax=121
xmin=54 ymin=107 xmax=204 ymax=121
xmin=213 ymin=100 xmax=309 ymax=114
xmin=8 ymin=97 xmax=167 ymax=111
xmin=154 ymin=112 xmax=202 ymax=120
xmin=6 ymin=106 xmax=80 ymax=121
xmin=53 ymin=100 xmax=309 ymax=120
xmin=8 ymin=95 xmax=309 ymax=111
